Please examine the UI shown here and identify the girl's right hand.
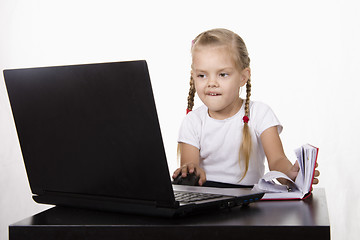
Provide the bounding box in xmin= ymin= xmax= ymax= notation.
xmin=172 ymin=163 xmax=206 ymax=186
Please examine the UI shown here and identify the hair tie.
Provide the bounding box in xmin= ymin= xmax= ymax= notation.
xmin=243 ymin=115 xmax=249 ymax=123
xmin=186 ymin=108 xmax=192 ymax=114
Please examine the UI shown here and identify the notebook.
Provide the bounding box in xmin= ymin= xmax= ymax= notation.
xmin=3 ymin=60 xmax=264 ymax=217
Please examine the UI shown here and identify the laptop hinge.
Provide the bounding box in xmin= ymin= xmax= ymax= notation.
xmin=40 ymin=190 xmax=160 ymax=207
xmin=156 ymin=200 xmax=179 ymax=208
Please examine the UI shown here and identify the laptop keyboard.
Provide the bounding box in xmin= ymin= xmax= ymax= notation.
xmin=174 ymin=191 xmax=223 ymax=204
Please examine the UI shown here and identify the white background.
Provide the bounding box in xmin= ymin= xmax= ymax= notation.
xmin=1 ymin=0 xmax=359 ymax=239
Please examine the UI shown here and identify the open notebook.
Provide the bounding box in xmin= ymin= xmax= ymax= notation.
xmin=253 ymin=144 xmax=319 ymax=200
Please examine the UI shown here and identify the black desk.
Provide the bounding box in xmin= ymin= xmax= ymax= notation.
xmin=9 ymin=188 xmax=330 ymax=240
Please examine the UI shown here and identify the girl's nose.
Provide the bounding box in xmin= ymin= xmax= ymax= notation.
xmin=207 ymin=76 xmax=219 ymax=87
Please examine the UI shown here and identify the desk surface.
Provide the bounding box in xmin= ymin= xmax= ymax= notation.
xmin=10 ymin=188 xmax=330 ymax=240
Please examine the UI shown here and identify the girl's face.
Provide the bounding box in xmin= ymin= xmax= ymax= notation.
xmin=192 ymin=45 xmax=250 ymax=120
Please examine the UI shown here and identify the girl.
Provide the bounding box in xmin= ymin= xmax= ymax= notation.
xmin=172 ymin=28 xmax=319 ymax=187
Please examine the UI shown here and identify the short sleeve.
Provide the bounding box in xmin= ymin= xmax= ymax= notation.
xmin=251 ymin=102 xmax=283 ymax=137
xmin=177 ymin=111 xmax=202 ymax=149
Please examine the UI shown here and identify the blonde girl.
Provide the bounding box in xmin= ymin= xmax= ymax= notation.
xmin=172 ymin=28 xmax=319 ymax=187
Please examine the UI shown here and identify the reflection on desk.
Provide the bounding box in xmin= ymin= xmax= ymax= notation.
xmin=10 ymin=188 xmax=330 ymax=240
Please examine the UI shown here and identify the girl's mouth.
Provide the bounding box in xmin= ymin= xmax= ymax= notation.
xmin=208 ymin=92 xmax=221 ymax=96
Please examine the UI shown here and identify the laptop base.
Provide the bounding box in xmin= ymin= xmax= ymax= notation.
xmin=33 ymin=190 xmax=263 ymax=218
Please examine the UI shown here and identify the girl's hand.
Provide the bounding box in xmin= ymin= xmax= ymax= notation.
xmin=312 ymin=162 xmax=320 ymax=185
xmin=286 ymin=161 xmax=320 ymax=190
xmin=286 ymin=161 xmax=300 ymax=181
xmin=172 ymin=163 xmax=206 ymax=186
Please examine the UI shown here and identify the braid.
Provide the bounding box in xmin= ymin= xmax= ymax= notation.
xmin=187 ymin=75 xmax=196 ymax=112
xmin=244 ymin=78 xmax=251 ymax=116
xmin=239 ymin=78 xmax=252 ymax=181
xmin=178 ymin=75 xmax=196 ymax=163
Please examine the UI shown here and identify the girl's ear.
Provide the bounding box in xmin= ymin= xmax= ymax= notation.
xmin=240 ymin=67 xmax=251 ymax=87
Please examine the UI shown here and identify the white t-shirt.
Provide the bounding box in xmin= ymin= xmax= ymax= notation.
xmin=178 ymin=100 xmax=282 ymax=185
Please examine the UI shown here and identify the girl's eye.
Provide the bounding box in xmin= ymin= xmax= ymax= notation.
xmin=220 ymin=73 xmax=229 ymax=78
xmin=197 ymin=74 xmax=206 ymax=78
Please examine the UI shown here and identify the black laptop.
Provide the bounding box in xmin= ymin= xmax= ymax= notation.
xmin=3 ymin=60 xmax=264 ymax=217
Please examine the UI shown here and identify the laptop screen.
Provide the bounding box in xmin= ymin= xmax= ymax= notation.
xmin=4 ymin=60 xmax=175 ymax=206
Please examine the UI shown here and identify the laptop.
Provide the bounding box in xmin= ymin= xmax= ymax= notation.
xmin=3 ymin=60 xmax=264 ymax=217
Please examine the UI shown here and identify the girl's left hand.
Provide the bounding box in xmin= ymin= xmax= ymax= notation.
xmin=287 ymin=161 xmax=320 ymax=187
xmin=312 ymin=162 xmax=320 ymax=185
xmin=287 ymin=161 xmax=300 ymax=181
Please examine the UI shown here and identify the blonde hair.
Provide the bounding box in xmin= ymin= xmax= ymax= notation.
xmin=188 ymin=28 xmax=252 ymax=181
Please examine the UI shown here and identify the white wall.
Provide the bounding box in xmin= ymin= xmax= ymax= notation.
xmin=1 ymin=0 xmax=359 ymax=239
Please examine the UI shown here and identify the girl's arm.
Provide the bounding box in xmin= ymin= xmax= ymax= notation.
xmin=261 ymin=126 xmax=319 ymax=184
xmin=172 ymin=143 xmax=206 ymax=186
xmin=261 ymin=126 xmax=296 ymax=180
